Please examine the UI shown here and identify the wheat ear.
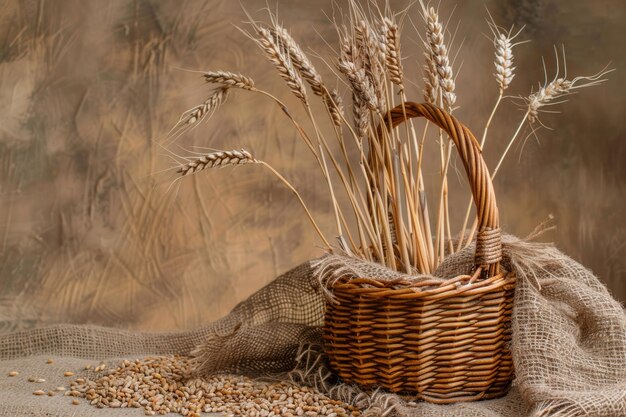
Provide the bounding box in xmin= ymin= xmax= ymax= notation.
xmin=382 ymin=17 xmax=403 ymax=86
xmin=458 ymin=19 xmax=526 ymax=250
xmin=272 ymin=26 xmax=324 ymax=97
xmin=203 ymin=71 xmax=255 ymax=90
xmin=177 ymin=149 xmax=256 ymax=176
xmin=354 ymin=19 xmax=387 ymax=112
xmin=175 ymin=87 xmax=229 ymax=131
xmin=423 ymin=52 xmax=439 ymax=105
xmin=338 ymin=60 xmax=378 ymax=112
xmin=255 ymin=27 xmax=308 ymax=104
xmin=423 ymin=6 xmax=455 ymax=109
xmin=272 ymin=25 xmax=344 ymax=127
xmin=527 ymin=71 xmax=609 ymax=123
xmin=324 ymin=89 xmax=345 ymax=127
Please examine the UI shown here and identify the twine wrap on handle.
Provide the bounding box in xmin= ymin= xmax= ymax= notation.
xmin=323 ymin=102 xmax=514 ymax=403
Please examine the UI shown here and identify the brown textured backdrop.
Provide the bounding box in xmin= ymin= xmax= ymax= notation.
xmin=0 ymin=0 xmax=624 ymax=333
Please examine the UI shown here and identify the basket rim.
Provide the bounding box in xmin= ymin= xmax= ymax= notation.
xmin=329 ymin=269 xmax=515 ymax=300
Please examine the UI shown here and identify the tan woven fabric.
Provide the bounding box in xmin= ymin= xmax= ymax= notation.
xmin=1 ymin=236 xmax=625 ymax=416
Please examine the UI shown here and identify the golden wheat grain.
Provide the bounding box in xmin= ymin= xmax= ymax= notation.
xmin=177 ymin=149 xmax=257 ymax=177
xmin=354 ymin=20 xmax=386 ymax=111
xmin=181 ymin=87 xmax=229 ymax=128
xmin=527 ymin=60 xmax=610 ymax=123
xmin=338 ymin=60 xmax=378 ymax=112
xmin=423 ymin=53 xmax=439 ymax=104
xmin=324 ymin=88 xmax=344 ymax=127
xmin=272 ymin=26 xmax=324 ymax=97
xmin=423 ymin=6 xmax=455 ymax=109
xmin=255 ymin=27 xmax=308 ymax=104
xmin=382 ymin=18 xmax=403 ymax=86
xmin=494 ymin=33 xmax=515 ymax=91
xmin=352 ymin=94 xmax=370 ymax=140
xmin=202 ymin=71 xmax=255 ymax=90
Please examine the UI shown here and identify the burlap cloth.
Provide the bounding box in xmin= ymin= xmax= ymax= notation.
xmin=1 ymin=235 xmax=625 ymax=416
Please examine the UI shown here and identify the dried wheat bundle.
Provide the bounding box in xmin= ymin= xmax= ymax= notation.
xmin=167 ymin=0 xmax=610 ymax=274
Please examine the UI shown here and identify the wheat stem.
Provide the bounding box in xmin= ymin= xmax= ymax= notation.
xmin=258 ymin=161 xmax=332 ymax=250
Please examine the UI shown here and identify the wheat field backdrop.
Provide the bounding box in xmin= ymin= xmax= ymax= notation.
xmin=0 ymin=0 xmax=624 ymax=333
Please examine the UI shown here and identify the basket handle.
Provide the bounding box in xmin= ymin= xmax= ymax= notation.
xmin=380 ymin=102 xmax=502 ymax=276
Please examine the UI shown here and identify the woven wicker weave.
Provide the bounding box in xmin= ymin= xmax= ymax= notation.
xmin=323 ymin=102 xmax=516 ymax=404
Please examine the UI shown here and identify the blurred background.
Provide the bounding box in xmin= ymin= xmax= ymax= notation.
xmin=0 ymin=0 xmax=623 ymax=333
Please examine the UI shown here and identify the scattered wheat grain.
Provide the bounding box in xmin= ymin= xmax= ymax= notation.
xmin=66 ymin=355 xmax=360 ymax=417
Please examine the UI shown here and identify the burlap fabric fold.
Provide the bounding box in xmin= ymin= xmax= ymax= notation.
xmin=1 ymin=235 xmax=625 ymax=416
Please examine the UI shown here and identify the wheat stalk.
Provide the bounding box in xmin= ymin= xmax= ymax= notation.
xmin=203 ymin=71 xmax=255 ymax=90
xmin=461 ymin=55 xmax=611 ymax=249
xmin=458 ymin=20 xmax=526 ymax=250
xmin=176 ymin=148 xmax=331 ymax=249
xmin=420 ymin=3 xmax=457 ymax=263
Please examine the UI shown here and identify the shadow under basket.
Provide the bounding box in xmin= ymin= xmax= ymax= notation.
xmin=323 ymin=102 xmax=516 ymax=404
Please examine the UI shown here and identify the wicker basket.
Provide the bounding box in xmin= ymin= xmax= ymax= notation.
xmin=323 ymin=102 xmax=516 ymax=404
